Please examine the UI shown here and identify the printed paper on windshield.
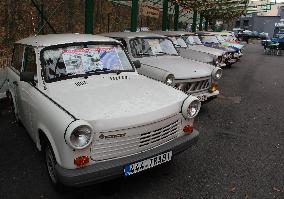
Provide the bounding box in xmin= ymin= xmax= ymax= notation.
xmin=62 ymin=48 xmax=122 ymax=74
xmin=147 ymin=39 xmax=163 ymax=55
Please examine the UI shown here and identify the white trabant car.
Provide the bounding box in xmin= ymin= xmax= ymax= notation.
xmin=152 ymin=31 xmax=215 ymax=65
xmin=169 ymin=31 xmax=228 ymax=67
xmin=101 ymin=32 xmax=222 ymax=103
xmin=5 ymin=34 xmax=201 ymax=188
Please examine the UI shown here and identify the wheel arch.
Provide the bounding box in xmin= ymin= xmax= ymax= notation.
xmin=37 ymin=128 xmax=62 ymax=166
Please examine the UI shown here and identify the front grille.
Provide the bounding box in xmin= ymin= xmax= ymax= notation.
xmin=176 ymin=77 xmax=210 ymax=94
xmin=139 ymin=120 xmax=180 ymax=147
xmin=90 ymin=120 xmax=181 ymax=161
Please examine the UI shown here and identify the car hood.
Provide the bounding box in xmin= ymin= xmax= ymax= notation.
xmin=178 ymin=48 xmax=214 ymax=64
xmin=186 ymin=45 xmax=224 ymax=57
xmin=44 ymin=74 xmax=187 ymax=131
xmin=138 ymin=56 xmax=212 ymax=80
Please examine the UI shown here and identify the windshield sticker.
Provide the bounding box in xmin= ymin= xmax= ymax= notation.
xmin=62 ymin=48 xmax=121 ymax=74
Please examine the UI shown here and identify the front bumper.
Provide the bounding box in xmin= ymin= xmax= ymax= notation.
xmin=191 ymin=90 xmax=219 ymax=102
xmin=55 ymin=130 xmax=199 ymax=187
xmin=226 ymin=58 xmax=237 ymax=65
xmin=218 ymin=63 xmax=227 ymax=68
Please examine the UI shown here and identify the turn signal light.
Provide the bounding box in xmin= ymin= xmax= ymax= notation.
xmin=210 ymin=83 xmax=218 ymax=93
xmin=74 ymin=156 xmax=89 ymax=167
xmin=183 ymin=125 xmax=193 ymax=134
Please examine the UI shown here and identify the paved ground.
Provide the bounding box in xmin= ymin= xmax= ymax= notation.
xmin=0 ymin=44 xmax=283 ymax=199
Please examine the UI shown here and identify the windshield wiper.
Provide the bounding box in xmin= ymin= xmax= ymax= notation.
xmin=155 ymin=52 xmax=167 ymax=56
xmin=85 ymin=68 xmax=123 ymax=76
xmin=137 ymin=52 xmax=151 ymax=56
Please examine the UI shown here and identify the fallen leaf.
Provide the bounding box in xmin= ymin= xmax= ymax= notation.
xmin=230 ymin=186 xmax=236 ymax=192
xmin=273 ymin=187 xmax=281 ymax=192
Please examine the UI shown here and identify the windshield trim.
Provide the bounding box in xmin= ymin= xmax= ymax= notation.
xmin=40 ymin=41 xmax=135 ymax=83
xmin=129 ymin=36 xmax=179 ymax=58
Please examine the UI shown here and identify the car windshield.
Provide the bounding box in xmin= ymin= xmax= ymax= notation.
xmin=168 ymin=36 xmax=188 ymax=48
xmin=216 ymin=35 xmax=225 ymax=42
xmin=41 ymin=43 xmax=133 ymax=82
xmin=130 ymin=38 xmax=178 ymax=57
xmin=224 ymin=35 xmax=234 ymax=41
xmin=184 ymin=36 xmax=203 ymax=45
xmin=200 ymin=36 xmax=220 ymax=44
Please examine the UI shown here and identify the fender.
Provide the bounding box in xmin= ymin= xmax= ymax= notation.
xmin=36 ymin=123 xmax=65 ymax=166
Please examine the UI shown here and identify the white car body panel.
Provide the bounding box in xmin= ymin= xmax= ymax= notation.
xmin=5 ymin=34 xmax=196 ymax=172
xmin=100 ymin=32 xmax=221 ymax=100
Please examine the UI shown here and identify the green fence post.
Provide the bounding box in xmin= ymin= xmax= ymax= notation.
xmin=85 ymin=0 xmax=94 ymax=34
xmin=192 ymin=10 xmax=197 ymax=32
xmin=131 ymin=0 xmax=139 ymax=32
xmin=199 ymin=12 xmax=203 ymax=31
xmin=162 ymin=0 xmax=168 ymax=31
xmin=174 ymin=3 xmax=179 ymax=31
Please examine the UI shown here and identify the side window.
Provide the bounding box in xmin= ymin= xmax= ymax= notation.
xmin=23 ymin=47 xmax=37 ymax=73
xmin=12 ymin=45 xmax=25 ymax=71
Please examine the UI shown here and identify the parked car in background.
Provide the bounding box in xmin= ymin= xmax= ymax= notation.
xmin=5 ymin=34 xmax=201 ymax=189
xmin=207 ymin=32 xmax=244 ymax=58
xmin=179 ymin=32 xmax=228 ymax=67
xmin=101 ymin=32 xmax=222 ymax=103
xmin=152 ymin=31 xmax=215 ymax=65
xmin=197 ymin=32 xmax=239 ymax=66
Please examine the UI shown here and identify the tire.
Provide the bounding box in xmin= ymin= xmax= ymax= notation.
xmin=45 ymin=144 xmax=66 ymax=192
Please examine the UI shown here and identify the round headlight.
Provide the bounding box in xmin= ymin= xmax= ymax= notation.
xmin=69 ymin=126 xmax=93 ymax=149
xmin=165 ymin=74 xmax=175 ymax=86
xmin=182 ymin=96 xmax=201 ymax=119
xmin=212 ymin=67 xmax=222 ymax=80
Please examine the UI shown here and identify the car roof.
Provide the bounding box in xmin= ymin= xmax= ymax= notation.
xmin=15 ymin=34 xmax=117 ymax=47
xmin=196 ymin=31 xmax=216 ymax=36
xmin=100 ymin=32 xmax=167 ymax=39
xmin=151 ymin=31 xmax=195 ymax=37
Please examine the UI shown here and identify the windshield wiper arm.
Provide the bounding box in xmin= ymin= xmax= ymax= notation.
xmin=85 ymin=68 xmax=123 ymax=75
xmin=137 ymin=52 xmax=151 ymax=56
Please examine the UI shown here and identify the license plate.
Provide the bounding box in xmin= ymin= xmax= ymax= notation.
xmin=123 ymin=151 xmax=172 ymax=176
xmin=196 ymin=95 xmax=208 ymax=102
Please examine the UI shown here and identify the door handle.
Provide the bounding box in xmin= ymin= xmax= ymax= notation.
xmin=13 ymin=81 xmax=18 ymax=86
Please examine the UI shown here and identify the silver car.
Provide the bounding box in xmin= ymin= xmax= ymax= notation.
xmin=153 ymin=31 xmax=215 ymax=65
xmin=100 ymin=32 xmax=222 ymax=103
xmin=173 ymin=31 xmax=229 ymax=67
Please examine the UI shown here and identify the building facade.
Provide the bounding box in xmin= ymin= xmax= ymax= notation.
xmin=235 ymin=2 xmax=284 ymax=37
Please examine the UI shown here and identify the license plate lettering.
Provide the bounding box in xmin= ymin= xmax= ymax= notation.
xmin=124 ymin=151 xmax=172 ymax=176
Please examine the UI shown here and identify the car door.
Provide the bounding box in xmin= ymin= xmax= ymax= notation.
xmin=8 ymin=44 xmax=25 ymax=119
xmin=20 ymin=46 xmax=38 ymax=135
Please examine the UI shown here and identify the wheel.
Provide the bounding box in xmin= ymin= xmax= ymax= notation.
xmin=45 ymin=144 xmax=66 ymax=192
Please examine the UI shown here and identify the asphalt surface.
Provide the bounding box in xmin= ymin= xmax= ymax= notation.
xmin=0 ymin=44 xmax=283 ymax=199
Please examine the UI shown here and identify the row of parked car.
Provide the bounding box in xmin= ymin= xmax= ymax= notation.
xmin=0 ymin=30 xmax=244 ymax=190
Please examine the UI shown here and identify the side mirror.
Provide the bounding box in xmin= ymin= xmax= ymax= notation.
xmin=20 ymin=72 xmax=36 ymax=84
xmin=133 ymin=60 xmax=141 ymax=69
